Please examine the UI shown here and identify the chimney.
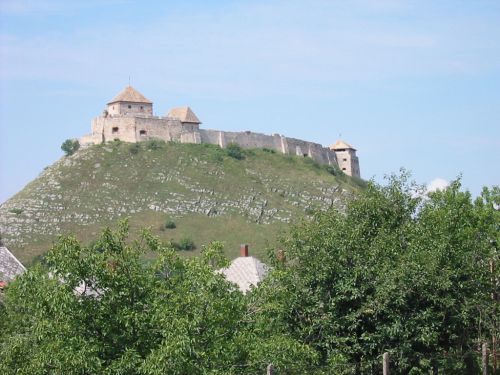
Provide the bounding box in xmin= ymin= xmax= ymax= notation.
xmin=240 ymin=244 xmax=249 ymax=257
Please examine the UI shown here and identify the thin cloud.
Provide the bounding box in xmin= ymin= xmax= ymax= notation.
xmin=427 ymin=178 xmax=450 ymax=193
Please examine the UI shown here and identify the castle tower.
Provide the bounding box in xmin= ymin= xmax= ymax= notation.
xmin=106 ymin=86 xmax=153 ymax=116
xmin=330 ymin=140 xmax=361 ymax=178
xmin=167 ymin=107 xmax=201 ymax=127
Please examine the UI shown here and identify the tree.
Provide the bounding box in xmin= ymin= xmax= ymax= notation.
xmin=252 ymin=173 xmax=499 ymax=373
xmin=0 ymin=221 xmax=318 ymax=374
xmin=61 ymin=139 xmax=80 ymax=156
xmin=0 ymin=222 xmax=244 ymax=374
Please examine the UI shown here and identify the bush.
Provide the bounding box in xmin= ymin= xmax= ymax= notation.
xmin=262 ymin=147 xmax=276 ymax=154
xmin=61 ymin=139 xmax=80 ymax=156
xmin=323 ymin=165 xmax=337 ymax=176
xmin=226 ymin=143 xmax=245 ymax=160
xmin=146 ymin=139 xmax=166 ymax=150
xmin=173 ymin=237 xmax=196 ymax=251
xmin=164 ymin=219 xmax=176 ymax=229
xmin=8 ymin=208 xmax=23 ymax=215
xmin=129 ymin=143 xmax=141 ymax=154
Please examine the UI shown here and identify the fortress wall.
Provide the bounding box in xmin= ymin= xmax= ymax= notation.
xmin=199 ymin=129 xmax=224 ymax=147
xmin=180 ymin=132 xmax=202 ymax=144
xmin=222 ymin=130 xmax=280 ymax=150
xmin=80 ymin=133 xmax=101 ymax=146
xmin=134 ymin=117 xmax=182 ymax=142
xmin=198 ymin=129 xmax=338 ymax=166
xmin=100 ymin=117 xmax=137 ymax=142
xmin=82 ymin=116 xmax=341 ymax=170
xmin=281 ymin=137 xmax=336 ymax=165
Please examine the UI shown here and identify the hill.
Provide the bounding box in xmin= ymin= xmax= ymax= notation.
xmin=0 ymin=140 xmax=364 ymax=264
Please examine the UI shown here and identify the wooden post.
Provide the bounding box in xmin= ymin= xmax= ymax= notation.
xmin=383 ymin=352 xmax=390 ymax=375
xmin=483 ymin=342 xmax=489 ymax=375
xmin=266 ymin=363 xmax=274 ymax=375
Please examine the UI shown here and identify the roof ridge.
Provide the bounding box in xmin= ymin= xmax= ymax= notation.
xmin=107 ymin=86 xmax=152 ymax=104
xmin=0 ymin=246 xmax=26 ymax=271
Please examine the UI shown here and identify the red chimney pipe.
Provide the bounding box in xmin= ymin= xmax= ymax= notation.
xmin=240 ymin=244 xmax=249 ymax=257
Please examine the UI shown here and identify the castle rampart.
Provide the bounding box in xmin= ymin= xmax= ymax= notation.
xmin=79 ymin=86 xmax=360 ymax=178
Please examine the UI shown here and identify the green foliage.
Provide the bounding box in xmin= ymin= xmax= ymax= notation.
xmin=163 ymin=218 xmax=176 ymax=229
xmin=262 ymin=147 xmax=276 ymax=154
xmin=2 ymin=222 xmax=304 ymax=374
xmin=173 ymin=236 xmax=196 ymax=251
xmin=2 ymin=174 xmax=497 ymax=373
xmin=8 ymin=208 xmax=23 ymax=215
xmin=145 ymin=139 xmax=166 ymax=150
xmin=254 ymin=172 xmax=499 ymax=373
xmin=226 ymin=143 xmax=245 ymax=160
xmin=61 ymin=139 xmax=80 ymax=156
xmin=128 ymin=142 xmax=141 ymax=154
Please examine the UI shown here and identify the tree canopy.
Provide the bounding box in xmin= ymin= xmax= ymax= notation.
xmin=252 ymin=174 xmax=499 ymax=373
xmin=61 ymin=139 xmax=80 ymax=156
xmin=0 ymin=174 xmax=498 ymax=374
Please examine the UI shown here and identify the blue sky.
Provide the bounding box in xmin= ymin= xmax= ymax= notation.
xmin=1 ymin=0 xmax=499 ymax=203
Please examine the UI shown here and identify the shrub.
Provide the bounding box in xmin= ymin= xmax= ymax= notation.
xmin=164 ymin=219 xmax=176 ymax=229
xmin=146 ymin=139 xmax=166 ymax=150
xmin=323 ymin=165 xmax=337 ymax=176
xmin=262 ymin=147 xmax=276 ymax=154
xmin=61 ymin=139 xmax=80 ymax=156
xmin=8 ymin=208 xmax=23 ymax=215
xmin=174 ymin=237 xmax=196 ymax=251
xmin=226 ymin=143 xmax=245 ymax=160
xmin=129 ymin=143 xmax=141 ymax=154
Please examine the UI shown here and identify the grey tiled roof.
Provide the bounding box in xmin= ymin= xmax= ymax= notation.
xmin=0 ymin=246 xmax=26 ymax=283
xmin=218 ymin=256 xmax=269 ymax=293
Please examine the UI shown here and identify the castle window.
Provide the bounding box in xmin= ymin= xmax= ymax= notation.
xmin=342 ymin=167 xmax=346 ymax=171
xmin=112 ymin=127 xmax=119 ymax=134
xmin=140 ymin=106 xmax=143 ymax=109
xmin=139 ymin=130 xmax=147 ymax=136
xmin=343 ymin=158 xmax=347 ymax=162
xmin=128 ymin=105 xmax=132 ymax=109
xmin=303 ymin=153 xmax=308 ymax=157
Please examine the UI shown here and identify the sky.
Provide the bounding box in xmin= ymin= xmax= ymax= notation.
xmin=0 ymin=0 xmax=499 ymax=203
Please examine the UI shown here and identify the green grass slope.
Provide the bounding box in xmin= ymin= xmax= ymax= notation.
xmin=0 ymin=141 xmax=364 ymax=264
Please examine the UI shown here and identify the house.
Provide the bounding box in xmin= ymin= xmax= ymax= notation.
xmin=218 ymin=244 xmax=269 ymax=293
xmin=0 ymin=246 xmax=26 ymax=288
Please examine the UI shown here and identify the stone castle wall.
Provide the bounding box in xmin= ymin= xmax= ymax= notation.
xmin=80 ymin=116 xmax=341 ymax=170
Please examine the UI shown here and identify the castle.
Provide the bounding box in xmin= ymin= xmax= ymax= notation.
xmin=80 ymin=86 xmax=361 ymax=178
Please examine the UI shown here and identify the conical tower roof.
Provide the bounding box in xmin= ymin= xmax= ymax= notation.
xmin=330 ymin=140 xmax=356 ymax=151
xmin=167 ymin=106 xmax=201 ymax=124
xmin=107 ymin=86 xmax=152 ymax=105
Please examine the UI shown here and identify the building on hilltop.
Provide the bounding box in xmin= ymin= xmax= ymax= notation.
xmin=106 ymin=86 xmax=153 ymax=117
xmin=330 ymin=140 xmax=361 ymax=178
xmin=80 ymin=86 xmax=361 ymax=178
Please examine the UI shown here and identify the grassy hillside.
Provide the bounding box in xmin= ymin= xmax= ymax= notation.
xmin=0 ymin=141 xmax=364 ymax=264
